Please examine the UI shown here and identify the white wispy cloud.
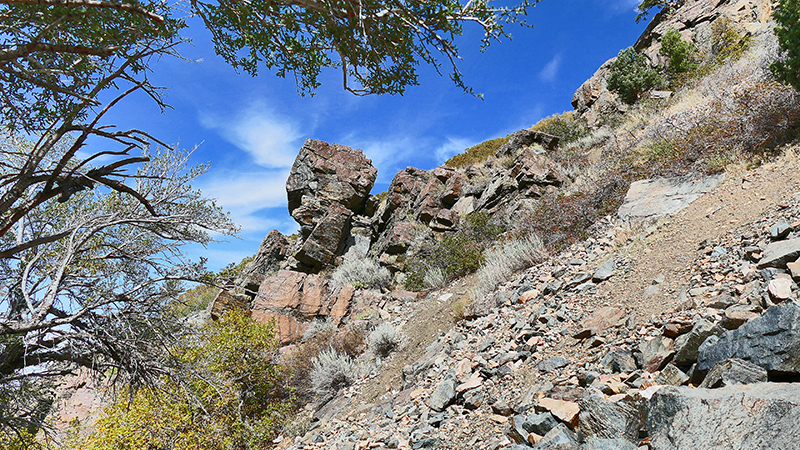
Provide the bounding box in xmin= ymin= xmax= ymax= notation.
xmin=200 ymin=103 xmax=303 ymax=169
xmin=434 ymin=136 xmax=474 ymax=163
xmin=539 ymin=54 xmax=563 ymax=83
xmin=198 ymin=169 xmax=293 ymax=233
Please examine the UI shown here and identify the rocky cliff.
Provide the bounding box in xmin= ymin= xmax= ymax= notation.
xmin=204 ymin=1 xmax=800 ymax=448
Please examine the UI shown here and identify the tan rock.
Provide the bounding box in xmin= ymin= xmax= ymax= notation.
xmin=208 ymin=289 xmax=249 ymax=320
xmin=330 ymin=283 xmax=354 ymax=326
xmin=788 ymin=259 xmax=800 ymax=281
xmin=250 ymin=311 xmax=306 ymax=344
xmin=768 ymin=274 xmax=794 ymax=300
xmin=538 ymin=398 xmax=580 ymax=427
xmin=456 ymin=378 xmax=483 ymax=393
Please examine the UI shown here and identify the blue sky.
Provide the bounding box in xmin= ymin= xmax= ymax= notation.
xmin=104 ymin=0 xmax=649 ymax=270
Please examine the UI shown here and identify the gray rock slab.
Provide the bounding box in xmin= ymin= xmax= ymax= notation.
xmin=698 ymin=303 xmax=800 ymax=374
xmin=672 ymin=318 xmax=723 ymax=367
xmin=618 ymin=175 xmax=724 ymax=221
xmin=757 ymin=238 xmax=800 ymax=269
xmin=698 ymin=358 xmax=768 ymax=389
xmin=579 ymin=439 xmax=639 ymax=450
xmin=578 ymin=393 xmax=644 ymax=442
xmin=532 ymin=423 xmax=579 ymax=449
xmin=538 ymin=356 xmax=570 ymax=372
xmin=428 ymin=378 xmax=456 ymax=412
xmin=647 ymin=383 xmax=800 ymax=450
xmin=592 ymin=259 xmax=616 ymax=283
xmin=655 ymin=363 xmax=688 ymax=386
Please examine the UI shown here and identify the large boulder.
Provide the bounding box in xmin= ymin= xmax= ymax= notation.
xmin=290 ymin=202 xmax=353 ymax=272
xmin=646 ymin=383 xmax=800 ymax=450
xmin=698 ymin=303 xmax=800 ymax=376
xmin=495 ymin=129 xmax=560 ymax=158
xmin=235 ymin=229 xmax=291 ymax=294
xmin=510 ymin=148 xmax=566 ymax=194
xmin=757 ymin=238 xmax=800 ymax=269
xmin=286 ymin=139 xmax=377 ymax=234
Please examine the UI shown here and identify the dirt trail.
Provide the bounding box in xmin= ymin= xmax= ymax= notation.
xmin=599 ymin=151 xmax=800 ymax=322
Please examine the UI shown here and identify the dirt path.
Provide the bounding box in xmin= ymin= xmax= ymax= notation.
xmin=598 ymin=149 xmax=800 ymax=322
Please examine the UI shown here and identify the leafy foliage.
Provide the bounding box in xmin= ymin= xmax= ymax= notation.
xmin=445 ymin=135 xmax=512 ymax=168
xmin=635 ymin=0 xmax=677 ymax=23
xmin=660 ymin=29 xmax=698 ymax=75
xmin=531 ymin=111 xmax=589 ymax=145
xmin=607 ymin=47 xmax=662 ymax=104
xmin=404 ymin=211 xmax=506 ymax=290
xmin=771 ymin=0 xmax=800 ymax=91
xmin=77 ymin=310 xmax=294 ymax=450
xmin=190 ymin=0 xmax=540 ymax=96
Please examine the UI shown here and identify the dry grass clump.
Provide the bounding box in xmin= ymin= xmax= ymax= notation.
xmin=311 ymin=349 xmax=357 ymax=402
xmin=330 ymin=257 xmax=391 ymax=291
xmin=368 ymin=322 xmax=402 ymax=358
xmin=446 ymin=135 xmax=511 ymax=168
xmin=469 ymin=234 xmax=547 ymax=302
xmin=281 ymin=322 xmax=366 ymax=401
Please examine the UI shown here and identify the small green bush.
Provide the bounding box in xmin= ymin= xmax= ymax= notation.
xmin=635 ymin=0 xmax=677 ymax=23
xmin=771 ymin=0 xmax=800 ymax=91
xmin=531 ymin=111 xmax=590 ymax=145
xmin=607 ymin=47 xmax=663 ymax=104
xmin=445 ymin=135 xmax=511 ymax=168
xmin=403 ymin=211 xmax=507 ymax=291
xmin=661 ymin=29 xmax=698 ymax=75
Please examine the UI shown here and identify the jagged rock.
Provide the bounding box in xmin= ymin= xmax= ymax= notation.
xmin=496 ymin=129 xmax=560 ymax=159
xmin=430 ymin=209 xmax=459 ymax=232
xmin=342 ymin=224 xmax=373 ymax=260
xmin=698 ymin=358 xmax=768 ymax=389
xmin=655 ymin=363 xmax=688 ymax=386
xmin=523 ymin=412 xmax=560 ymax=436
xmin=510 ymin=148 xmax=566 ymax=192
xmin=647 ymin=383 xmax=800 ymax=450
xmin=698 ymin=303 xmax=800 ymax=375
xmin=592 ymin=259 xmax=616 ymax=282
xmin=477 ymin=174 xmax=518 ymax=210
xmin=757 ymin=238 xmax=800 ymax=269
xmin=235 ymin=229 xmax=291 ymax=293
xmin=441 ymin=172 xmax=467 ymax=207
xmin=428 ymin=378 xmax=456 ymax=412
xmin=538 ymin=356 xmax=570 ymax=372
xmin=531 ymin=423 xmax=579 ymax=449
xmin=286 ymin=139 xmax=377 ymax=229
xmin=788 ymin=259 xmax=800 ymax=280
xmin=721 ymin=306 xmax=759 ymax=330
xmin=538 ymin=398 xmax=580 ymax=427
xmin=291 ymin=203 xmax=352 ymax=272
xmin=578 ymin=392 xmax=643 ymax=442
xmin=451 ymin=196 xmax=477 ymax=216
xmin=600 ymin=348 xmax=637 ymax=373
xmin=574 ymin=306 xmax=625 ymax=339
xmin=618 ymin=175 xmax=724 ymax=222
xmin=672 ymin=318 xmax=723 ymax=367
xmin=415 ymin=196 xmax=441 ymax=224
xmin=208 ymin=289 xmax=249 ymax=320
xmin=770 ymin=220 xmax=793 ymax=240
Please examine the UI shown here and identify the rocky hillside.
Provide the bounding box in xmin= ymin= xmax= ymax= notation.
xmin=49 ymin=0 xmax=800 ymax=448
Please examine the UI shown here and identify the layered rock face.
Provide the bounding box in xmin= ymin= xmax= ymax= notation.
xmin=285 ymin=139 xmax=378 ymax=273
xmin=572 ymin=0 xmax=774 ymax=128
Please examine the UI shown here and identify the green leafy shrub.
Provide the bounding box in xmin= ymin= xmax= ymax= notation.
xmin=661 ymin=29 xmax=698 ymax=75
xmin=531 ymin=111 xmax=590 ymax=145
xmin=445 ymin=135 xmax=511 ymax=168
xmin=771 ymin=0 xmax=800 ymax=91
xmin=607 ymin=47 xmax=663 ymax=104
xmin=404 ymin=211 xmax=507 ymax=290
xmin=78 ymin=310 xmax=294 ymax=450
